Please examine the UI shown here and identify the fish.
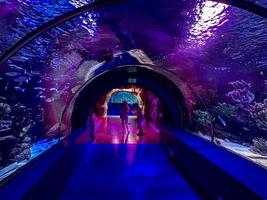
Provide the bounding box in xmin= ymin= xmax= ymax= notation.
xmin=10 ymin=56 xmax=29 ymax=62
xmin=28 ymin=70 xmax=41 ymax=76
xmin=36 ymin=91 xmax=43 ymax=98
xmin=34 ymin=87 xmax=45 ymax=91
xmin=4 ymin=82 xmax=9 ymax=91
xmin=217 ymin=116 xmax=226 ymax=127
xmin=14 ymin=86 xmax=26 ymax=92
xmin=50 ymin=88 xmax=58 ymax=92
xmin=0 ymin=96 xmax=7 ymax=101
xmin=13 ymin=76 xmax=29 ymax=83
xmin=242 ymin=127 xmax=250 ymax=132
xmin=9 ymin=64 xmax=26 ymax=74
xmin=45 ymin=97 xmax=54 ymax=103
xmin=5 ymin=72 xmax=20 ymax=76
xmin=39 ymin=95 xmax=46 ymax=99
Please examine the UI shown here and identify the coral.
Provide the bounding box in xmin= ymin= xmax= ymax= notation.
xmin=0 ymin=102 xmax=11 ymax=117
xmin=251 ymin=138 xmax=267 ymax=155
xmin=226 ymin=80 xmax=255 ymax=107
xmin=249 ymin=99 xmax=267 ymax=132
xmin=193 ymin=110 xmax=213 ymax=127
xmin=212 ymin=102 xmax=237 ymax=118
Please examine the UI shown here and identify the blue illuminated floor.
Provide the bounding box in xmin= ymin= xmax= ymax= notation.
xmin=22 ymin=144 xmax=199 ymax=200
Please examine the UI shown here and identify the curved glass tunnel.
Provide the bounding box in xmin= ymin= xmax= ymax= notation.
xmin=0 ymin=0 xmax=267 ymax=199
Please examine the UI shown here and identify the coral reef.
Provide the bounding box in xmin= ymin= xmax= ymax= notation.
xmin=10 ymin=125 xmax=32 ymax=162
xmin=249 ymin=99 xmax=267 ymax=133
xmin=212 ymin=102 xmax=237 ymax=118
xmin=193 ymin=110 xmax=212 ymax=127
xmin=227 ymin=80 xmax=255 ymax=108
xmin=0 ymin=103 xmax=11 ymax=117
xmin=251 ymin=137 xmax=267 ymax=155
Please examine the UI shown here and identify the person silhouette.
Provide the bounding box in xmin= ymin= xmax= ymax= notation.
xmin=120 ymin=101 xmax=130 ymax=133
xmin=133 ymin=104 xmax=144 ymax=136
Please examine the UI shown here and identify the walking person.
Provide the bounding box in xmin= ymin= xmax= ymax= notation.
xmin=133 ymin=104 xmax=144 ymax=136
xmin=120 ymin=101 xmax=130 ymax=133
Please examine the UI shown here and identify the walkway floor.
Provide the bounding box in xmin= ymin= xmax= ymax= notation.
xmin=76 ymin=116 xmax=160 ymax=144
xmin=1 ymin=117 xmax=199 ymax=200
xmin=19 ymin=144 xmax=199 ymax=200
xmin=94 ymin=116 xmax=160 ymax=144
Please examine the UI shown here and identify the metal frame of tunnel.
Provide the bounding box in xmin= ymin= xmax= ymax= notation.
xmin=67 ymin=65 xmax=189 ymax=139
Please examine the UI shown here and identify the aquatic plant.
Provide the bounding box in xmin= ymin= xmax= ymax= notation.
xmin=251 ymin=137 xmax=267 ymax=155
xmin=212 ymin=102 xmax=237 ymax=118
xmin=193 ymin=110 xmax=213 ymax=127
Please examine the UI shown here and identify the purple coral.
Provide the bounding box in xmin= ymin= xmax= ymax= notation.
xmin=226 ymin=80 xmax=255 ymax=107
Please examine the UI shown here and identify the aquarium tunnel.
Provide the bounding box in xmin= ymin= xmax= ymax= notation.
xmin=0 ymin=0 xmax=267 ymax=199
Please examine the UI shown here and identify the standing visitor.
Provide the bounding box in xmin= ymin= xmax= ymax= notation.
xmin=133 ymin=104 xmax=144 ymax=136
xmin=120 ymin=101 xmax=130 ymax=133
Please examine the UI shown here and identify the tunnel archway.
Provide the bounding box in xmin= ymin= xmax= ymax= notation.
xmin=69 ymin=65 xmax=189 ymax=136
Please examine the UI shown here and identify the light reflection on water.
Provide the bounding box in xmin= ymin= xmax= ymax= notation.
xmin=69 ymin=0 xmax=98 ymax=36
xmin=188 ymin=0 xmax=229 ymax=47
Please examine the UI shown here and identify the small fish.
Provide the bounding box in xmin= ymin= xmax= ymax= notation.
xmin=34 ymin=87 xmax=45 ymax=91
xmin=4 ymin=82 xmax=9 ymax=91
xmin=36 ymin=91 xmax=43 ymax=98
xmin=9 ymin=64 xmax=26 ymax=74
xmin=242 ymin=127 xmax=250 ymax=132
xmin=14 ymin=76 xmax=29 ymax=83
xmin=5 ymin=72 xmax=20 ymax=77
xmin=45 ymin=97 xmax=54 ymax=103
xmin=29 ymin=70 xmax=41 ymax=76
xmin=39 ymin=95 xmax=46 ymax=99
xmin=10 ymin=56 xmax=29 ymax=62
xmin=0 ymin=96 xmax=7 ymax=101
xmin=217 ymin=116 xmax=226 ymax=127
xmin=50 ymin=88 xmax=58 ymax=92
xmin=14 ymin=86 xmax=26 ymax=92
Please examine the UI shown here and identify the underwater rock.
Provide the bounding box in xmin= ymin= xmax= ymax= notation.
xmin=14 ymin=148 xmax=31 ymax=162
xmin=0 ymin=102 xmax=11 ymax=117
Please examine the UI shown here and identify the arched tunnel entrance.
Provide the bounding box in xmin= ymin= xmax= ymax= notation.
xmin=106 ymin=90 xmax=140 ymax=116
xmin=68 ymin=65 xmax=190 ymax=143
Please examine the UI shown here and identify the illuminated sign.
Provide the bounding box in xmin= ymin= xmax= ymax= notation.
xmin=128 ymin=78 xmax=137 ymax=83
